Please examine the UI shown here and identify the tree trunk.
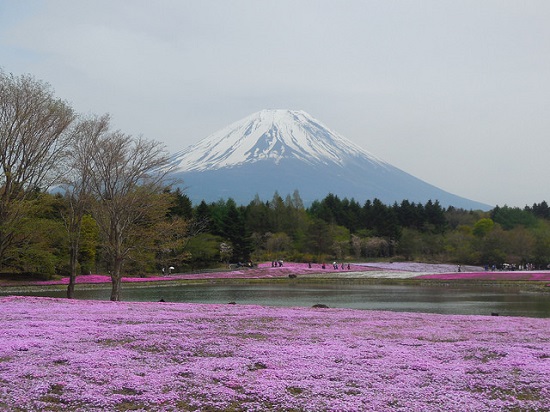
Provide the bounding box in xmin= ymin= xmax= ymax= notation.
xmin=67 ymin=275 xmax=76 ymax=299
xmin=110 ymin=273 xmax=122 ymax=301
xmin=110 ymin=256 xmax=123 ymax=301
xmin=67 ymin=246 xmax=78 ymax=299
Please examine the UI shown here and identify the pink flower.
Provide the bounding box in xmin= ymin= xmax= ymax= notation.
xmin=0 ymin=295 xmax=548 ymax=411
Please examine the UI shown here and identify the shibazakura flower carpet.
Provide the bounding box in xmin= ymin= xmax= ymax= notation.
xmin=0 ymin=296 xmax=548 ymax=411
xmin=24 ymin=263 xmax=382 ymax=287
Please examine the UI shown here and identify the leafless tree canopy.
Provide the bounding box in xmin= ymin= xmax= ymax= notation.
xmin=60 ymin=114 xmax=110 ymax=298
xmin=0 ymin=70 xmax=188 ymax=298
xmin=0 ymin=71 xmax=75 ymax=195
xmin=72 ymin=124 xmax=173 ymax=300
xmin=0 ymin=71 xmax=75 ymax=266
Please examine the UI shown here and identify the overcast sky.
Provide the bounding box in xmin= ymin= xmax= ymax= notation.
xmin=1 ymin=1 xmax=549 ymax=207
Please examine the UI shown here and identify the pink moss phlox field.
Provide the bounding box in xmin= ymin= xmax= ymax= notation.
xmin=29 ymin=262 xmax=380 ymax=286
xmin=1 ymin=296 xmax=549 ymax=411
xmin=415 ymin=271 xmax=550 ymax=281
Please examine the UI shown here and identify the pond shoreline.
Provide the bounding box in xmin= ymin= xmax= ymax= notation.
xmin=2 ymin=275 xmax=549 ymax=296
xmin=2 ymin=261 xmax=550 ymax=297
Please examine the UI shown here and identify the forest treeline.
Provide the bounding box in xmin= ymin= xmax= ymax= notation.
xmin=183 ymin=192 xmax=550 ymax=270
xmin=4 ymin=187 xmax=550 ymax=280
xmin=3 ymin=69 xmax=550 ymax=302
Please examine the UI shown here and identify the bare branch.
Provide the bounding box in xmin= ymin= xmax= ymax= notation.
xmin=0 ymin=71 xmax=75 ymax=268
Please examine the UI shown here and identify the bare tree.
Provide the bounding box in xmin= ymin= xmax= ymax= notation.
xmin=351 ymin=234 xmax=362 ymax=259
xmin=60 ymin=114 xmax=109 ymax=298
xmin=266 ymin=232 xmax=291 ymax=259
xmin=0 ymin=71 xmax=75 ymax=268
xmin=81 ymin=129 xmax=173 ymax=301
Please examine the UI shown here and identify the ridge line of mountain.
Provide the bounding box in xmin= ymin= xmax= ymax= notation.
xmin=170 ymin=109 xmax=491 ymax=210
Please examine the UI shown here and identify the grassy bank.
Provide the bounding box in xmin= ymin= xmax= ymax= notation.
xmin=2 ymin=274 xmax=549 ymax=297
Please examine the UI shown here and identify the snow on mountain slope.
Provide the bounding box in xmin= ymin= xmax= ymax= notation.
xmin=169 ymin=109 xmax=491 ymax=210
xmin=173 ymin=109 xmax=388 ymax=172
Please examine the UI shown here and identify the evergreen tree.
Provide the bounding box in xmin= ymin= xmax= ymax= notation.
xmin=291 ymin=189 xmax=305 ymax=210
xmin=245 ymin=194 xmax=273 ymax=235
xmin=369 ymin=198 xmax=401 ymax=240
xmin=194 ymin=201 xmax=211 ymax=227
xmin=306 ymin=218 xmax=332 ymax=258
xmin=269 ymin=191 xmax=286 ymax=232
xmin=424 ymin=200 xmax=447 ymax=233
xmin=361 ymin=199 xmax=374 ymax=232
xmin=168 ymin=188 xmax=193 ymax=219
xmin=529 ymin=201 xmax=550 ymax=219
xmin=343 ymin=198 xmax=362 ymax=232
xmin=221 ymin=201 xmax=252 ymax=262
xmin=394 ymin=200 xmax=421 ymax=229
xmin=491 ymin=205 xmax=538 ymax=230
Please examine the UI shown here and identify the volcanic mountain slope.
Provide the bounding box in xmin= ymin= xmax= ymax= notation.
xmin=170 ymin=110 xmax=490 ymax=210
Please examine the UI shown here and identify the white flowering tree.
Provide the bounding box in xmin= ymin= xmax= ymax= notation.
xmin=220 ymin=242 xmax=233 ymax=265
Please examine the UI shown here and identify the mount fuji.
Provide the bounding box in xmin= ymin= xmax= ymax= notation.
xmin=170 ymin=110 xmax=490 ymax=210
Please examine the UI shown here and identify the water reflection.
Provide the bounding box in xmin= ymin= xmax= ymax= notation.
xmin=7 ymin=282 xmax=550 ymax=318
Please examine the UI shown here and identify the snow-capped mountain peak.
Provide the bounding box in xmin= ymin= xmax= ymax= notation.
xmin=169 ymin=109 xmax=491 ymax=210
xmin=173 ymin=109 xmax=388 ymax=172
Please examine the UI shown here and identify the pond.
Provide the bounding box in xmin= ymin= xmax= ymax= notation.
xmin=5 ymin=281 xmax=550 ymax=318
